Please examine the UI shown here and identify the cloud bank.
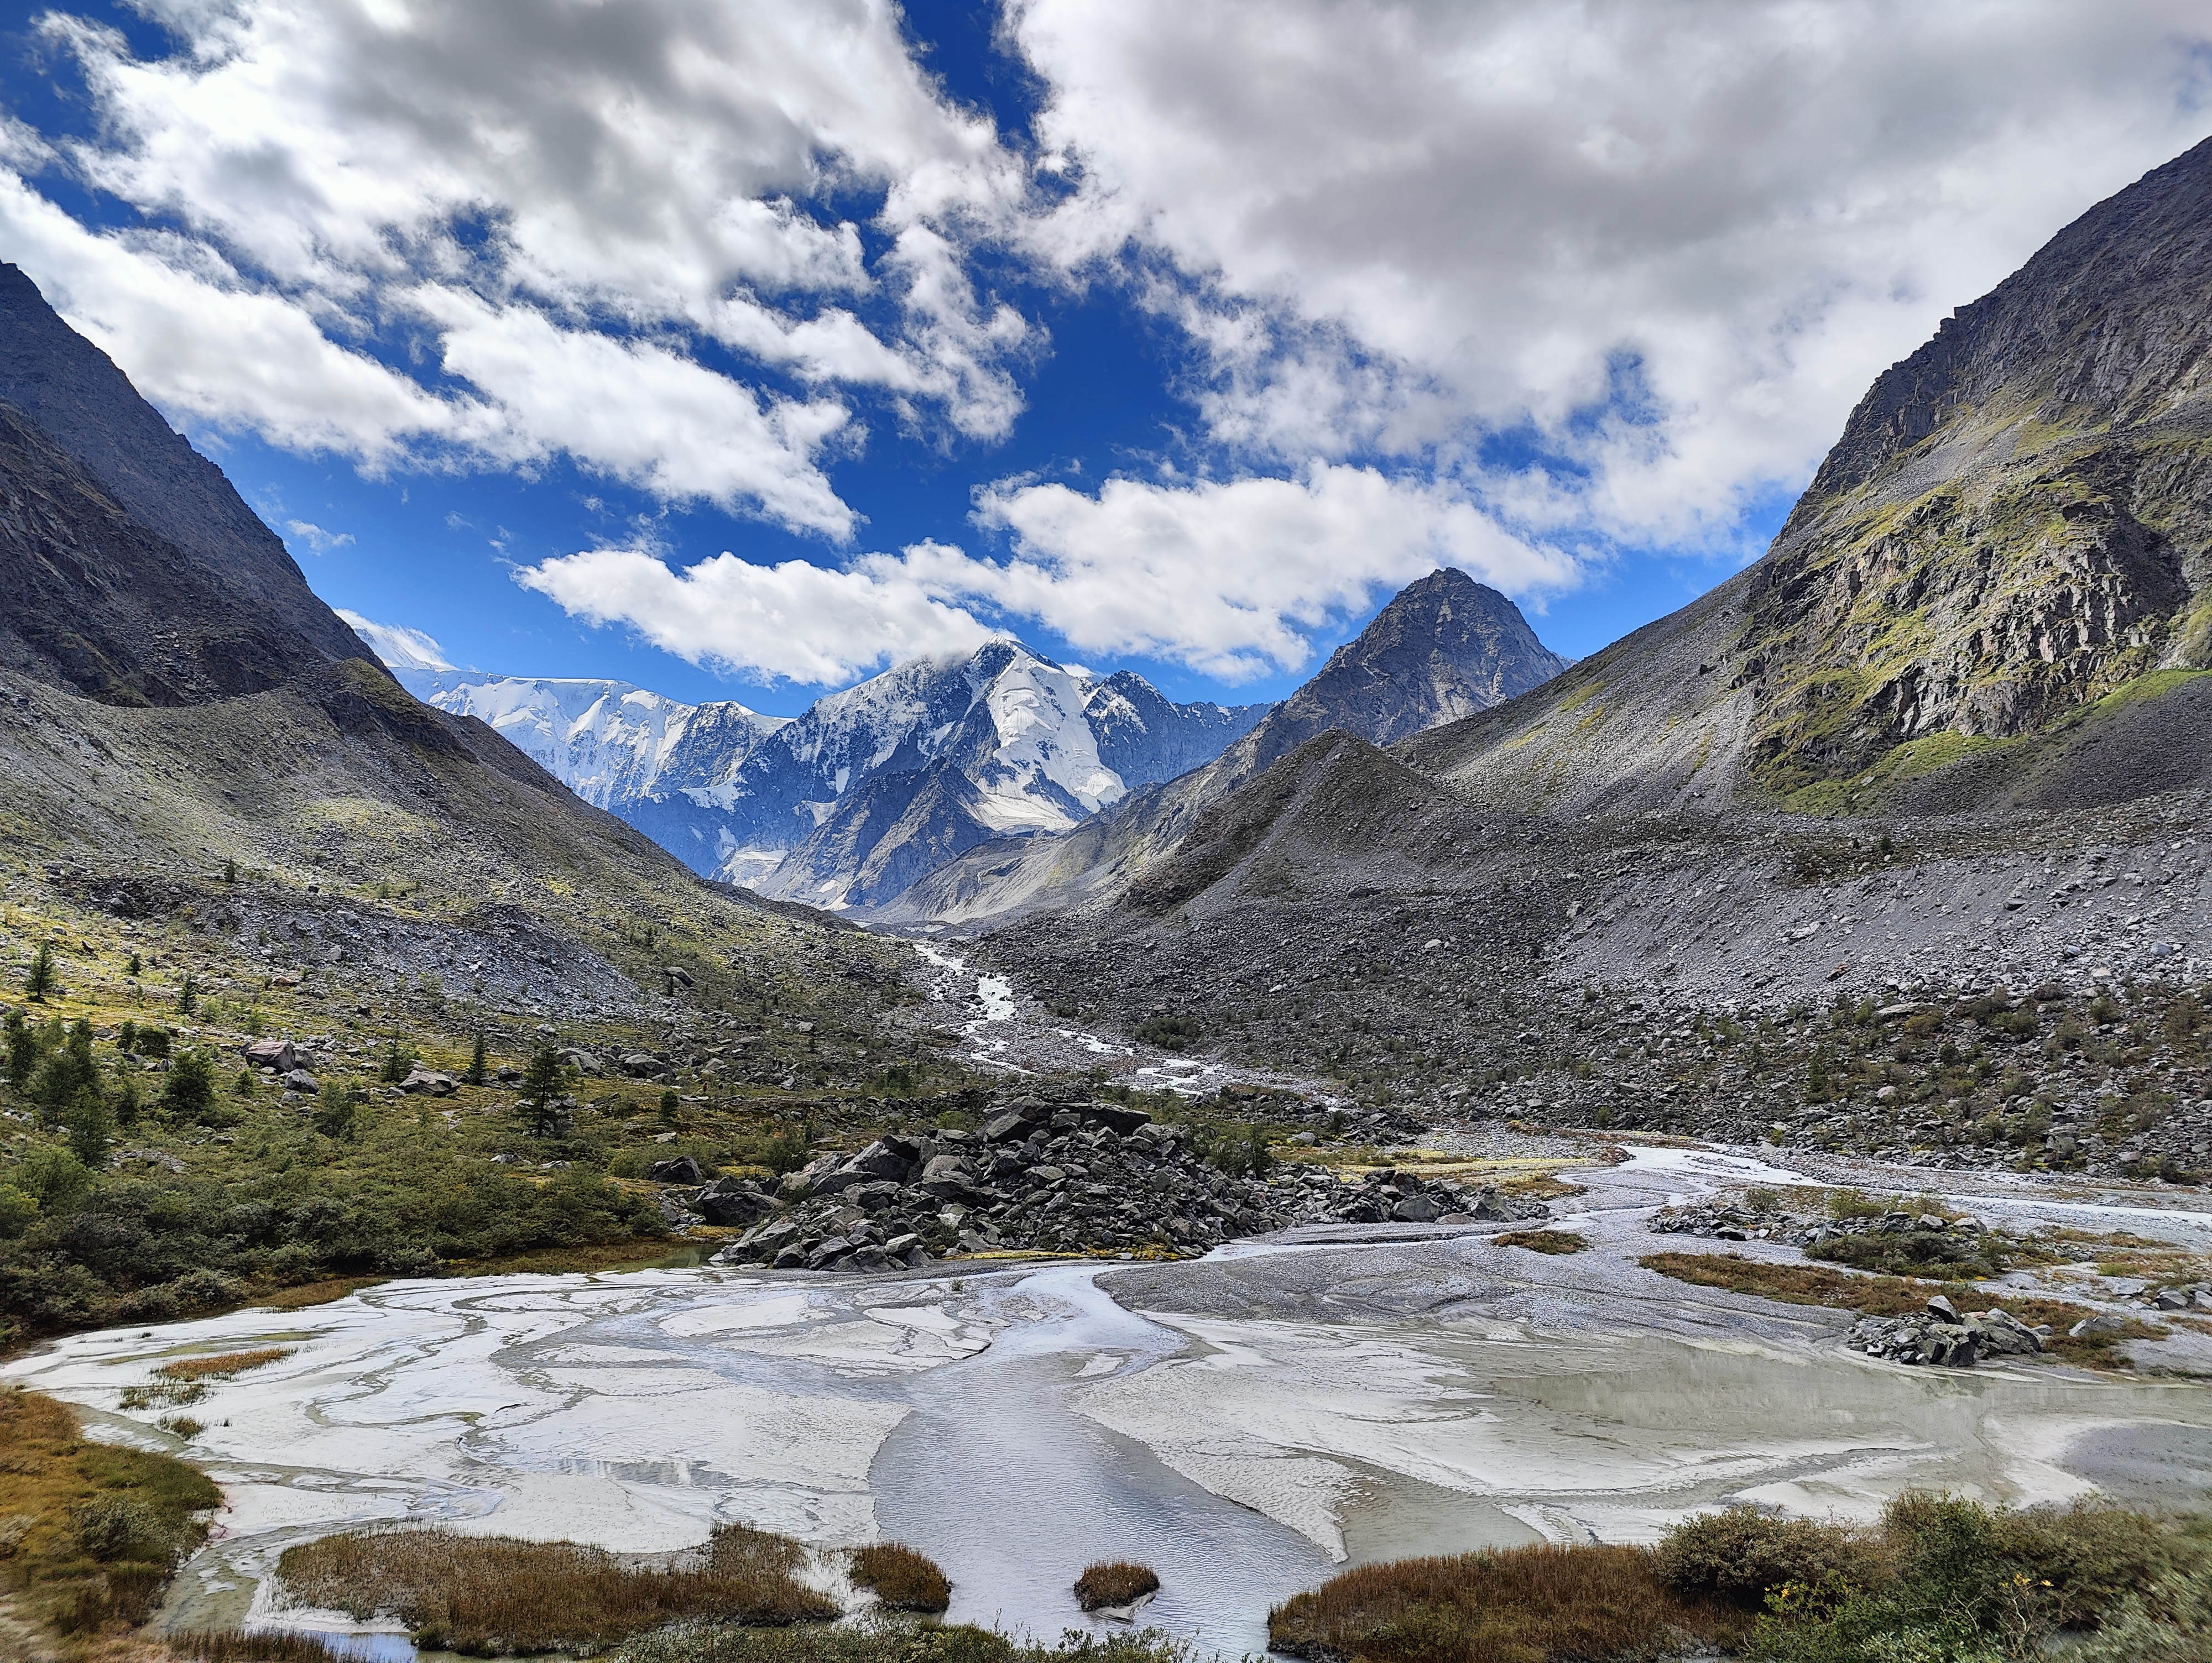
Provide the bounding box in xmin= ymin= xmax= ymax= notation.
xmin=9 ymin=0 xmax=2212 ymax=684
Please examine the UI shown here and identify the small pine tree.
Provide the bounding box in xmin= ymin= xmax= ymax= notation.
xmin=519 ymin=1045 xmax=567 ymax=1137
xmin=177 ymin=975 xmax=198 ymax=1016
xmin=24 ymin=940 xmax=55 ymax=1001
xmin=65 ymin=1094 xmax=113 ymax=1168
xmin=159 ymin=1051 xmax=217 ymax=1122
xmin=378 ymin=1037 xmax=417 ymax=1085
xmin=126 ymin=953 xmax=143 ymax=977
xmin=221 ymin=857 xmax=237 ymax=883
xmin=465 ymin=1031 xmax=488 ymax=1086
xmin=1807 ymin=1053 xmax=1832 ymax=1104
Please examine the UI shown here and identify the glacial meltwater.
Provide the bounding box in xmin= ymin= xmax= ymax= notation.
xmin=13 ymin=1172 xmax=2212 ymax=1657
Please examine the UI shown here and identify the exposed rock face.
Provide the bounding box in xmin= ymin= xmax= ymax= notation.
xmin=404 ymin=639 xmax=1269 ymax=904
xmin=1246 ymin=567 xmax=1571 ymax=762
xmin=876 ymin=570 xmax=1568 ymax=925
xmin=1410 ymin=135 xmax=2212 ymax=818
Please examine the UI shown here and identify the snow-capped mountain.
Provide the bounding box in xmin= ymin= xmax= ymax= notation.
xmin=393 ymin=639 xmax=1270 ymax=904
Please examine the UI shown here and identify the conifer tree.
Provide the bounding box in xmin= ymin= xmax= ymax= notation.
xmin=23 ymin=940 xmax=54 ymax=1001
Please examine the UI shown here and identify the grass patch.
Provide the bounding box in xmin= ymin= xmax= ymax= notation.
xmin=275 ymin=1523 xmax=837 ymax=1654
xmin=1493 ymin=1230 xmax=1588 ymax=1256
xmin=159 ymin=1346 xmax=293 ymax=1382
xmin=1638 ymin=1252 xmax=2165 ymax=1368
xmin=851 ymin=1542 xmax=952 ymax=1614
xmin=1270 ymin=1542 xmax=1729 ymax=1663
xmin=1074 ymin=1562 xmax=1161 ymax=1612
xmin=251 ymin=1277 xmax=389 ymax=1311
xmin=169 ymin=1631 xmax=355 ymax=1663
xmin=0 ymin=1386 xmax=219 ymax=1636
xmin=613 ymin=1622 xmax=1188 ymax=1663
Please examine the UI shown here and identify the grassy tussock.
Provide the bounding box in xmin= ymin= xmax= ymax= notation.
xmin=613 ymin=1620 xmax=1186 ymax=1663
xmin=1073 ymin=1562 xmax=1160 ymax=1612
xmin=1637 ymin=1251 xmax=2167 ymax=1367
xmin=1492 ymin=1230 xmax=1588 ymax=1256
xmin=275 ymin=1523 xmax=836 ymax=1655
xmin=849 ymin=1543 xmax=952 ymax=1613
xmin=157 ymin=1347 xmax=294 ymax=1382
xmin=0 ymin=1386 xmax=218 ymax=1638
xmin=167 ymin=1630 xmax=354 ymax=1663
xmin=1269 ymin=1542 xmax=1725 ymax=1663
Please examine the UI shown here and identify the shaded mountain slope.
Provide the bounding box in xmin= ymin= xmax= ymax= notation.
xmin=0 ymin=266 xmax=894 ymax=1024
xmin=0 ymin=263 xmax=374 ymax=699
xmin=1408 ymin=135 xmax=2212 ymax=820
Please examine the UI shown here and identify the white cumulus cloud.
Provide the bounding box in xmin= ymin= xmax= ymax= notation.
xmin=1011 ymin=0 xmax=2212 ymax=545
xmin=14 ymin=0 xmax=1039 ymax=534
xmin=514 ymin=547 xmax=996 ymax=685
xmin=518 ymin=464 xmax=1572 ymax=683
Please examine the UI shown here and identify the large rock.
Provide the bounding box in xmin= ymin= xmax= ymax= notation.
xmin=399 ymin=1068 xmax=457 ymax=1097
xmin=848 ymin=1140 xmax=915 ymax=1183
xmin=279 ymin=1069 xmax=320 ymax=1095
xmin=649 ymin=1155 xmax=706 ymax=1185
xmin=244 ymin=1038 xmax=296 ymax=1072
xmin=693 ymin=1178 xmax=773 ymax=1226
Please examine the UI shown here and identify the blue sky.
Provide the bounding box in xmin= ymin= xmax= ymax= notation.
xmin=3 ymin=2 xmax=2208 ymax=716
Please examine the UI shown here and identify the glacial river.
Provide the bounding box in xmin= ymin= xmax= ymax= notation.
xmin=13 ymin=1193 xmax=2212 ymax=1658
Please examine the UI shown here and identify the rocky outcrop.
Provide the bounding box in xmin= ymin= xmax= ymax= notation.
xmin=706 ymin=1094 xmax=1548 ymax=1272
xmin=1407 ymin=135 xmax=2212 ymax=819
xmin=1846 ymin=1299 xmax=2048 ymax=1367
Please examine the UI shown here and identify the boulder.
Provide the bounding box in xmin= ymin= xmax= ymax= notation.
xmin=279 ymin=1069 xmax=321 ymax=1095
xmin=1084 ymin=1104 xmax=1153 ymax=1137
xmin=984 ymin=1110 xmax=1036 ymax=1143
xmin=619 ymin=1052 xmax=667 ymax=1077
xmin=244 ymin=1038 xmax=297 ymax=1073
xmin=848 ymin=1141 xmax=915 ymax=1183
xmin=693 ymin=1178 xmax=773 ymax=1227
xmin=1392 ymin=1195 xmax=1443 ymax=1224
xmin=649 ymin=1155 xmax=706 ymax=1185
xmin=399 ymin=1068 xmax=457 ymax=1096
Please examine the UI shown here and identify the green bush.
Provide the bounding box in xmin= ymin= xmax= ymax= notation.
xmin=71 ymin=1496 xmax=175 ymax=1565
xmin=1655 ymin=1507 xmax=1891 ymax=1609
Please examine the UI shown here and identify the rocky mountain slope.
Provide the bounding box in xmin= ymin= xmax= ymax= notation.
xmin=1405 ymin=134 xmax=2212 ymax=820
xmin=878 ymin=568 xmax=1570 ymax=924
xmin=0 ymin=265 xmax=906 ymax=1036
xmin=401 ymin=643 xmax=1268 ymax=902
xmin=0 ymin=264 xmax=378 ymax=703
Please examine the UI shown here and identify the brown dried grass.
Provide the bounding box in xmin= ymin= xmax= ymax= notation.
xmin=1492 ymin=1230 xmax=1588 ymax=1256
xmin=1637 ymin=1253 xmax=2167 ymax=1368
xmin=1269 ymin=1543 xmax=1725 ymax=1663
xmin=1073 ymin=1562 xmax=1160 ymax=1611
xmin=165 ymin=1630 xmax=351 ymax=1663
xmin=156 ymin=1348 xmax=294 ymax=1383
xmin=275 ymin=1523 xmax=835 ymax=1654
xmin=849 ymin=1542 xmax=951 ymax=1613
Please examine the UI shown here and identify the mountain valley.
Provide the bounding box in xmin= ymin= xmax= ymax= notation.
xmin=11 ymin=124 xmax=2212 ymax=1663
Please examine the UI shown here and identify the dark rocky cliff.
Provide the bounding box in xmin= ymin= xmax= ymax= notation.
xmin=0 ymin=264 xmax=377 ymax=703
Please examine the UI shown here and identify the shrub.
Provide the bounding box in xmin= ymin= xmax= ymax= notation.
xmin=1074 ymin=1562 xmax=1161 ymax=1611
xmin=1654 ymin=1507 xmax=1892 ymax=1609
xmin=1269 ymin=1543 xmax=1725 ymax=1663
xmin=71 ymin=1496 xmax=174 ymax=1564
xmin=379 ymin=1038 xmax=418 ymax=1085
xmin=851 ymin=1542 xmax=952 ymax=1613
xmin=160 ymin=1050 xmax=218 ymax=1120
xmin=136 ymin=1025 xmax=172 ymax=1059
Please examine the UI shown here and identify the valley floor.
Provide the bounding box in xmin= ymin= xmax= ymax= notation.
xmin=8 ymin=1124 xmax=2210 ymax=1659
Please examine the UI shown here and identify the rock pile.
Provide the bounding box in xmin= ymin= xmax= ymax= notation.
xmin=707 ymin=1098 xmax=1550 ymax=1272
xmin=1846 ymin=1296 xmax=2048 ymax=1366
